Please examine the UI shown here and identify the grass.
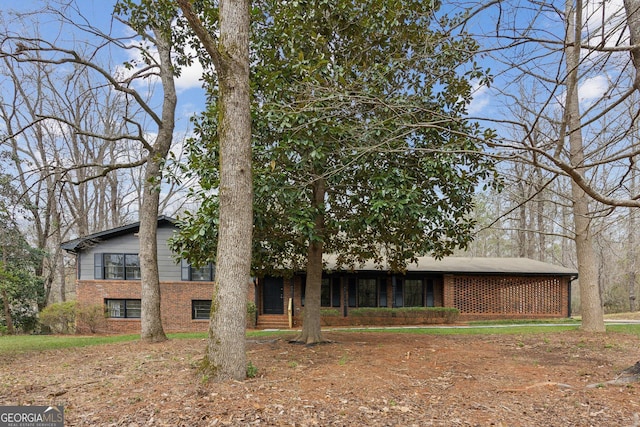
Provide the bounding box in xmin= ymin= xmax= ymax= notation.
xmin=0 ymin=332 xmax=213 ymax=355
xmin=603 ymin=311 xmax=640 ymax=320
xmin=0 ymin=334 xmax=140 ymax=354
xmin=1 ymin=320 xmax=639 ymax=356
xmin=331 ymin=325 xmax=582 ymax=335
xmin=0 ymin=330 xmax=293 ymax=356
xmin=468 ymin=318 xmax=580 ymax=326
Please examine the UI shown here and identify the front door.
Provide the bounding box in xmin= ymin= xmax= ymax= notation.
xmin=263 ymin=276 xmax=284 ymax=314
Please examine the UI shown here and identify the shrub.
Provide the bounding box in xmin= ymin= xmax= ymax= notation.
xmin=320 ymin=308 xmax=341 ymax=317
xmin=2 ymin=303 xmax=40 ymax=333
xmin=39 ymin=301 xmax=77 ymax=334
xmin=347 ymin=307 xmax=459 ymax=323
xmin=348 ymin=307 xmax=394 ymax=317
xmin=246 ymin=361 xmax=258 ymax=378
xmin=76 ymin=304 xmax=107 ymax=333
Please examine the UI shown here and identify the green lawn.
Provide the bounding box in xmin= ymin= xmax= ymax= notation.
xmin=1 ymin=322 xmax=638 ymax=356
xmin=0 ymin=334 xmax=140 ymax=354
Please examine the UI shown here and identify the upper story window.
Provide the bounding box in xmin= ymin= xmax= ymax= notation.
xmin=94 ymin=253 xmax=140 ymax=280
xmin=181 ymin=259 xmax=215 ymax=281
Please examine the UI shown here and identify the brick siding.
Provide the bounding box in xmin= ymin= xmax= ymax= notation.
xmin=444 ymin=274 xmax=570 ymax=320
xmin=280 ymin=273 xmax=569 ymax=326
xmin=76 ymin=280 xmax=255 ymax=334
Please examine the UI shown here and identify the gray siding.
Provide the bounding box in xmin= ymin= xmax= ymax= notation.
xmin=157 ymin=226 xmax=181 ymax=281
xmin=79 ymin=224 xmax=181 ymax=281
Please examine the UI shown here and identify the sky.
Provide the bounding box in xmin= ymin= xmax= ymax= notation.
xmin=0 ymin=0 xmax=210 ymax=219
xmin=6 ymin=0 xmax=628 ymax=139
xmin=2 ymin=0 xmax=207 ymax=121
xmin=3 ymin=0 xmax=634 ymax=201
xmin=465 ymin=0 xmax=630 ymax=117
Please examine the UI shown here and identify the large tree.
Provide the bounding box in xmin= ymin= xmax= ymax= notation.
xmin=0 ymin=1 xmax=188 ymax=341
xmin=458 ymin=0 xmax=640 ymax=331
xmin=175 ymin=0 xmax=253 ymax=381
xmin=173 ymin=0 xmax=497 ymax=344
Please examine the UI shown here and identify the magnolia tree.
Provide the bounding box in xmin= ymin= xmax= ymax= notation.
xmin=172 ymin=0 xmax=498 ymax=345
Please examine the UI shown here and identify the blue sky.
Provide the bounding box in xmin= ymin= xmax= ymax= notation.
xmin=0 ymin=0 xmax=211 ymax=217
xmin=3 ymin=0 xmax=208 ymax=120
xmin=465 ymin=0 xmax=629 ymax=119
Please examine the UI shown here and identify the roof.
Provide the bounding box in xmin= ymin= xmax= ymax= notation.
xmin=61 ymin=217 xmax=577 ymax=278
xmin=323 ymin=255 xmax=578 ymax=277
xmin=61 ymin=216 xmax=176 ymax=253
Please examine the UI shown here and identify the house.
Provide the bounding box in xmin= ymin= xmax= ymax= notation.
xmin=61 ymin=216 xmax=251 ymax=334
xmin=62 ymin=218 xmax=577 ymax=333
xmin=265 ymin=256 xmax=577 ymax=329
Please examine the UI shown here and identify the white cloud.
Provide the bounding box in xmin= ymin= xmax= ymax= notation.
xmin=583 ymin=0 xmax=628 ymax=48
xmin=578 ymin=74 xmax=609 ymax=102
xmin=112 ymin=35 xmax=204 ymax=95
xmin=174 ymin=45 xmax=206 ymax=92
xmin=467 ymin=81 xmax=492 ymax=116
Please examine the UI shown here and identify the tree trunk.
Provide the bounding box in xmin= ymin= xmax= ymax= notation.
xmin=629 ymin=163 xmax=638 ymax=312
xmin=624 ymin=0 xmax=640 ymax=92
xmin=1 ymin=288 xmax=14 ymax=335
xmin=49 ymin=200 xmax=65 ymax=303
xmin=295 ymin=177 xmax=326 ymax=345
xmin=625 ymin=0 xmax=640 ymax=313
xmin=140 ymin=27 xmax=177 ymax=343
xmin=517 ymin=179 xmax=527 ymax=258
xmin=1 ymin=248 xmax=13 ymax=334
xmin=565 ymin=0 xmax=605 ymax=332
xmin=139 ymin=160 xmax=167 ymax=342
xmin=177 ymin=0 xmax=253 ymax=380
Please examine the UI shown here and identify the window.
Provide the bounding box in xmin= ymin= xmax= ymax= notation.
xmin=426 ymin=279 xmax=435 ymax=307
xmin=321 ymin=278 xmax=331 ymax=307
xmin=379 ymin=281 xmax=388 ymax=308
xmin=348 ymin=279 xmax=357 ymax=307
xmin=331 ymin=279 xmax=341 ymax=307
xmin=319 ymin=278 xmax=342 ymax=307
xmin=181 ymin=259 xmax=215 ymax=281
xmin=395 ymin=279 xmax=425 ymax=307
xmin=404 ymin=279 xmax=424 ymax=307
xmin=358 ymin=278 xmax=378 ymax=307
xmin=104 ymin=254 xmax=124 ymax=279
xmin=192 ymin=300 xmax=212 ymax=319
xmin=95 ymin=254 xmax=140 ymax=280
xmin=125 ymin=255 xmax=141 ymax=280
xmin=106 ymin=299 xmax=141 ymax=318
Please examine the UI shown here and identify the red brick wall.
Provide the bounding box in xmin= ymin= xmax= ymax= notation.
xmin=76 ymin=280 xmax=256 ymax=334
xmin=260 ymin=273 xmax=570 ymax=326
xmin=445 ymin=275 xmax=570 ymax=320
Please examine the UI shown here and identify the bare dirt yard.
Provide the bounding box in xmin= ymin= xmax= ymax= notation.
xmin=1 ymin=329 xmax=640 ymax=426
